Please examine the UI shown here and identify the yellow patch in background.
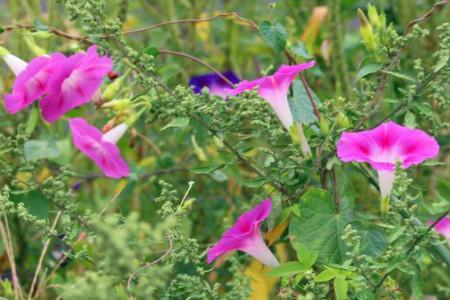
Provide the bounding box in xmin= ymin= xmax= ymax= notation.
xmin=196 ymin=12 xmax=210 ymax=43
xmin=244 ymin=244 xmax=288 ymax=299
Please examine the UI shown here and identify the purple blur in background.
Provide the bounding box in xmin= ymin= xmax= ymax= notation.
xmin=189 ymin=71 xmax=240 ymax=99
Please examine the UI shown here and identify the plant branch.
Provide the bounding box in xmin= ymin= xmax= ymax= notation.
xmin=2 ymin=24 xmax=91 ymax=43
xmin=0 ymin=215 xmax=23 ymax=300
xmin=373 ymin=210 xmax=449 ymax=293
xmin=355 ymin=0 xmax=448 ymax=129
xmin=29 ymin=210 xmax=62 ymax=300
xmin=158 ymin=49 xmax=235 ymax=87
xmin=373 ymin=69 xmax=443 ymax=126
xmin=282 ymin=49 xmax=321 ymax=121
xmin=121 ymin=12 xmax=258 ymax=35
xmin=127 ymin=234 xmax=173 ymax=289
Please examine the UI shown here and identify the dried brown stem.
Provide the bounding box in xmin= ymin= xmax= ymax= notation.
xmin=127 ymin=235 xmax=173 ymax=289
xmin=283 ymin=49 xmax=321 ymax=121
xmin=122 ymin=12 xmax=258 ymax=35
xmin=2 ymin=24 xmax=91 ymax=43
xmin=29 ymin=211 xmax=62 ymax=300
xmin=0 ymin=216 xmax=23 ymax=300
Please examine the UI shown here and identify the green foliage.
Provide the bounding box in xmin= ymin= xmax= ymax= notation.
xmin=289 ymin=189 xmax=353 ymax=263
xmin=259 ymin=20 xmax=288 ymax=53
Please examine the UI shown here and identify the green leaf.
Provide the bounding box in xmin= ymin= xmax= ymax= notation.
xmin=381 ymin=70 xmax=415 ymax=82
xmin=294 ymin=243 xmax=318 ymax=268
xmin=190 ymin=163 xmax=225 ymax=174
xmin=326 ymin=156 xmax=341 ymax=171
xmin=259 ymin=20 xmax=287 ymax=53
xmin=404 ymin=111 xmax=416 ymax=128
xmin=290 ymin=204 xmax=301 ymax=218
xmin=266 ymin=262 xmax=309 ymax=277
xmin=436 ymin=178 xmax=450 ymax=200
xmin=411 ymin=265 xmax=423 ymax=299
xmin=294 ymin=273 xmax=304 ymax=286
xmin=50 ymin=138 xmax=73 ymax=165
xmin=289 ymin=188 xmax=353 ymax=263
xmin=433 ymin=53 xmax=449 ymax=73
xmin=289 ymin=80 xmax=320 ymax=125
xmin=422 ymin=160 xmax=445 ymax=166
xmin=33 ymin=18 xmax=50 ymax=31
xmin=314 ymin=269 xmax=339 ymax=282
xmin=267 ymin=195 xmax=282 ymax=230
xmin=355 ymin=63 xmax=382 ymax=80
xmin=0 ymin=27 xmax=4 ymax=34
xmin=353 ymin=222 xmax=387 ymax=257
xmin=11 ymin=191 xmax=49 ymax=219
xmin=334 ymin=275 xmax=348 ymax=300
xmin=291 ymin=41 xmax=313 ymax=59
xmin=144 ymin=46 xmax=160 ymax=57
xmin=24 ymin=140 xmax=61 ymax=161
xmin=209 ymin=170 xmax=228 ymax=182
xmin=25 ymin=106 xmax=39 ymax=136
xmin=161 ymin=117 xmax=190 ymax=131
xmin=242 ymin=177 xmax=266 ymax=188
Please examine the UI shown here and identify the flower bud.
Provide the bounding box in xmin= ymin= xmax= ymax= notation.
xmin=28 ymin=31 xmax=53 ymax=39
xmin=191 ymin=135 xmax=207 ymax=162
xmin=101 ymin=98 xmax=131 ymax=112
xmin=181 ymin=198 xmax=196 ymax=211
xmin=336 ymin=112 xmax=351 ymax=128
xmin=213 ymin=136 xmax=224 ymax=148
xmin=102 ymin=69 xmax=130 ymax=101
xmin=23 ymin=35 xmax=47 ymax=56
xmin=368 ymin=4 xmax=384 ymax=30
xmin=357 ymin=9 xmax=376 ymax=52
xmin=319 ymin=117 xmax=330 ymax=136
xmin=290 ymin=123 xmax=312 ymax=158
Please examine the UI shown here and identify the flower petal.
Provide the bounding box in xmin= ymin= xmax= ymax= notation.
xmin=4 ymin=54 xmax=62 ymax=114
xmin=102 ymin=123 xmax=128 ymax=144
xmin=224 ymin=62 xmax=315 ymax=129
xmin=2 ymin=53 xmax=28 ymax=75
xmin=429 ymin=217 xmax=450 ymax=240
xmin=69 ymin=118 xmax=129 ymax=179
xmin=337 ymin=121 xmax=439 ymax=171
xmin=207 ymin=199 xmax=273 ymax=264
xmin=97 ymin=142 xmax=130 ymax=179
xmin=69 ymin=117 xmax=103 ymax=149
xmin=40 ymin=46 xmax=112 ymax=122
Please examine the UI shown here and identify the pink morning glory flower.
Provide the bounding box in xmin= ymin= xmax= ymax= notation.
xmin=4 ymin=54 xmax=64 ymax=114
xmin=337 ymin=121 xmax=439 ymax=199
xmin=428 ymin=217 xmax=450 ymax=244
xmin=207 ymin=199 xmax=280 ymax=267
xmin=40 ymin=46 xmax=112 ymax=123
xmin=225 ymin=62 xmax=316 ymax=130
xmin=69 ymin=118 xmax=129 ymax=179
xmin=2 ymin=46 xmax=112 ymax=122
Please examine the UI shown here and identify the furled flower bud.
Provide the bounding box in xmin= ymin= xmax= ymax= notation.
xmin=319 ymin=117 xmax=330 ymax=136
xmin=336 ymin=112 xmax=351 ymax=128
xmin=102 ymin=70 xmax=130 ymax=101
xmin=357 ymin=9 xmax=376 ymax=52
